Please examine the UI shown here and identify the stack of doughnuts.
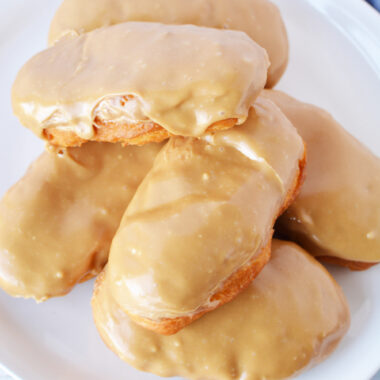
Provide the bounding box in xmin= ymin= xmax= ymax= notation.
xmin=1 ymin=0 xmax=379 ymax=378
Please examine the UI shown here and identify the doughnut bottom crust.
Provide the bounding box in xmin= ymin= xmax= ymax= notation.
xmin=43 ymin=118 xmax=238 ymax=147
xmin=127 ymin=149 xmax=306 ymax=335
xmin=275 ymin=230 xmax=379 ymax=272
xmin=318 ymin=256 xmax=378 ymax=271
xmin=273 ymin=233 xmax=378 ymax=272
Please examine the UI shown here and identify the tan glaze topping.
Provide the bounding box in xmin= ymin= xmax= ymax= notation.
xmin=0 ymin=142 xmax=162 ymax=301
xmin=12 ymin=22 xmax=269 ymax=144
xmin=264 ymin=90 xmax=380 ymax=264
xmin=93 ymin=240 xmax=350 ymax=380
xmin=106 ymin=97 xmax=304 ymax=322
xmin=48 ymin=0 xmax=288 ymax=88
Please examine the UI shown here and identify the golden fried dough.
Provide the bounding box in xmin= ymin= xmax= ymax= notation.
xmin=12 ymin=22 xmax=269 ymax=147
xmin=129 ymin=240 xmax=273 ymax=336
xmin=0 ymin=142 xmax=162 ymax=301
xmin=92 ymin=240 xmax=350 ymax=380
xmin=317 ymin=256 xmax=377 ymax=271
xmin=105 ymin=97 xmax=305 ymax=334
xmin=264 ymin=90 xmax=380 ymax=269
xmin=43 ymin=115 xmax=237 ymax=148
xmin=49 ymin=0 xmax=288 ymax=87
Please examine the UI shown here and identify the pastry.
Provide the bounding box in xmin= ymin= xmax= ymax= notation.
xmin=105 ymin=96 xmax=305 ymax=334
xmin=264 ymin=90 xmax=380 ymax=270
xmin=92 ymin=239 xmax=350 ymax=380
xmin=12 ymin=22 xmax=269 ymax=147
xmin=0 ymin=142 xmax=161 ymax=301
xmin=48 ymin=0 xmax=288 ymax=88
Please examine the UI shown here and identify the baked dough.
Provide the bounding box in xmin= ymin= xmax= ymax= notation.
xmin=48 ymin=0 xmax=288 ymax=88
xmin=0 ymin=142 xmax=161 ymax=301
xmin=12 ymin=22 xmax=269 ymax=147
xmin=92 ymin=239 xmax=350 ymax=380
xmin=264 ymin=90 xmax=380 ymax=269
xmin=105 ymin=97 xmax=305 ymax=334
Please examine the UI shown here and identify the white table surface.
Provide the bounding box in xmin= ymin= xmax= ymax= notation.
xmin=1 ymin=363 xmax=379 ymax=380
xmin=0 ymin=369 xmax=370 ymax=380
xmin=0 ymin=372 xmax=11 ymax=380
xmin=0 ymin=361 xmax=373 ymax=379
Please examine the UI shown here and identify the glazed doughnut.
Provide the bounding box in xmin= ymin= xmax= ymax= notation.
xmin=92 ymin=240 xmax=350 ymax=380
xmin=105 ymin=96 xmax=305 ymax=335
xmin=0 ymin=142 xmax=162 ymax=301
xmin=12 ymin=22 xmax=269 ymax=147
xmin=48 ymin=0 xmax=288 ymax=88
xmin=263 ymin=90 xmax=380 ymax=270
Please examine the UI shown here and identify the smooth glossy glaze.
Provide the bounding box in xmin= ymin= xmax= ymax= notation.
xmin=93 ymin=240 xmax=350 ymax=380
xmin=0 ymin=142 xmax=162 ymax=301
xmin=48 ymin=0 xmax=288 ymax=87
xmin=106 ymin=97 xmax=304 ymax=321
xmin=12 ymin=22 xmax=269 ymax=142
xmin=264 ymin=90 xmax=380 ymax=264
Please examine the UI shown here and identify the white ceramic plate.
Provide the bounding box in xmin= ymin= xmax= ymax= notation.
xmin=0 ymin=1 xmax=379 ymax=379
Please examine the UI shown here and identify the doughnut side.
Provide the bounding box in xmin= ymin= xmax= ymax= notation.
xmin=127 ymin=149 xmax=306 ymax=335
xmin=43 ymin=117 xmax=238 ymax=147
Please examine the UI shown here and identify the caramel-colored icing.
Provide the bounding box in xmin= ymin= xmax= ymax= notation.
xmin=264 ymin=90 xmax=380 ymax=264
xmin=0 ymin=142 xmax=162 ymax=301
xmin=93 ymin=240 xmax=350 ymax=380
xmin=12 ymin=22 xmax=269 ymax=142
xmin=48 ymin=0 xmax=288 ymax=88
xmin=106 ymin=97 xmax=304 ymax=320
